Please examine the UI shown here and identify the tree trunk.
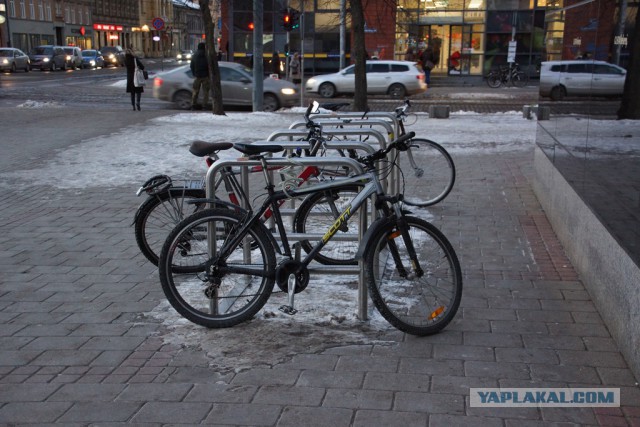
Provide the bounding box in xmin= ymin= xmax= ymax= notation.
xmin=617 ymin=8 xmax=640 ymax=119
xmin=200 ymin=0 xmax=225 ymax=115
xmin=350 ymin=0 xmax=368 ymax=112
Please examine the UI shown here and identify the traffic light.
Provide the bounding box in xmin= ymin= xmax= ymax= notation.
xmin=248 ymin=22 xmax=254 ymax=31
xmin=282 ymin=8 xmax=299 ymax=31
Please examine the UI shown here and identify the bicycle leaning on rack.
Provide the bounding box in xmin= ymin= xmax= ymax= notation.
xmin=486 ymin=63 xmax=529 ymax=88
xmin=157 ymin=103 xmax=463 ymax=336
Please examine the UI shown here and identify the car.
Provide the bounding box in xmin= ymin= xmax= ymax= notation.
xmin=29 ymin=45 xmax=68 ymax=71
xmin=100 ymin=45 xmax=125 ymax=67
xmin=0 ymin=48 xmax=30 ymax=72
xmin=152 ymin=61 xmax=298 ymax=111
xmin=305 ymin=60 xmax=427 ymax=98
xmin=539 ymin=60 xmax=627 ymax=101
xmin=176 ymin=49 xmax=193 ymax=62
xmin=81 ymin=49 xmax=105 ymax=69
xmin=63 ymin=46 xmax=83 ymax=70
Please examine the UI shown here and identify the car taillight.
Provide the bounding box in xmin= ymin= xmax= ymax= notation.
xmin=154 ymin=77 xmax=163 ymax=87
xmin=417 ymin=74 xmax=424 ymax=80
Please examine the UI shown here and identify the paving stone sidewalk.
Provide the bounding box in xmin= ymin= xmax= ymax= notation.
xmin=1 ymin=141 xmax=639 ymax=426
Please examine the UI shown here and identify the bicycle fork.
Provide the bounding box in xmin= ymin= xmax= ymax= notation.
xmin=379 ymin=199 xmax=424 ymax=280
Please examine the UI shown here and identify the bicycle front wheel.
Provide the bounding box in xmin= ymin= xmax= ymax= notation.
xmin=486 ymin=72 xmax=502 ymax=88
xmin=512 ymin=71 xmax=529 ymax=88
xmin=134 ymin=188 xmax=206 ymax=266
xmin=293 ymin=185 xmax=362 ymax=265
xmin=397 ymin=138 xmax=455 ymax=207
xmin=364 ymin=216 xmax=462 ymax=335
xmin=158 ymin=208 xmax=276 ymax=328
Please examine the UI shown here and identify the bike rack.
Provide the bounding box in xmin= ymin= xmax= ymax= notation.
xmin=206 ymin=155 xmax=371 ymax=320
xmin=266 ymin=129 xmax=387 ymax=148
xmin=310 ymin=111 xmax=401 ymax=139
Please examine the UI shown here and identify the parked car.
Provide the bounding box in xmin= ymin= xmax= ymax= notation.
xmin=152 ymin=61 xmax=298 ymax=111
xmin=100 ymin=46 xmax=125 ymax=67
xmin=81 ymin=49 xmax=105 ymax=68
xmin=29 ymin=45 xmax=68 ymax=71
xmin=306 ymin=60 xmax=427 ymax=98
xmin=176 ymin=49 xmax=193 ymax=62
xmin=539 ymin=60 xmax=627 ymax=101
xmin=0 ymin=48 xmax=30 ymax=72
xmin=63 ymin=46 xmax=83 ymax=70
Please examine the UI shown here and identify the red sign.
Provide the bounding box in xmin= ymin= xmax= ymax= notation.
xmin=93 ymin=24 xmax=123 ymax=31
xmin=80 ymin=26 xmax=85 ymax=36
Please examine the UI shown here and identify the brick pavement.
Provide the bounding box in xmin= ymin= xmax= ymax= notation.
xmin=1 ymin=129 xmax=639 ymax=425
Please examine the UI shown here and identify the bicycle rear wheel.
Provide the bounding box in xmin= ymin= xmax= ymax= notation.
xmin=364 ymin=216 xmax=462 ymax=335
xmin=512 ymin=71 xmax=529 ymax=88
xmin=397 ymin=138 xmax=455 ymax=207
xmin=293 ymin=185 xmax=362 ymax=265
xmin=134 ymin=188 xmax=206 ymax=266
xmin=158 ymin=208 xmax=276 ymax=328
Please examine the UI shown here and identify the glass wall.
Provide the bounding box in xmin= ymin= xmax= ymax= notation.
xmin=395 ymin=0 xmax=549 ymax=77
xmin=536 ymin=1 xmax=639 ymax=265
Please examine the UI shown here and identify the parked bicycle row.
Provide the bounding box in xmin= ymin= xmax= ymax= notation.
xmin=132 ymin=100 xmax=463 ymax=336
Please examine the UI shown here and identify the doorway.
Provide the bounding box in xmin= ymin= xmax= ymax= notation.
xmin=419 ymin=24 xmax=475 ymax=76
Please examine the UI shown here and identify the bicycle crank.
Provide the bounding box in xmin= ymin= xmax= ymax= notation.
xmin=275 ymin=259 xmax=309 ymax=294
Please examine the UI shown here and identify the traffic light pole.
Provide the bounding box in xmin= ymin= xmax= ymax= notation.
xmin=299 ymin=0 xmax=305 ymax=107
xmin=252 ymin=0 xmax=264 ymax=111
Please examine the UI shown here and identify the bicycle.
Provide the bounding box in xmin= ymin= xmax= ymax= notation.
xmin=486 ymin=63 xmax=529 ymax=88
xmin=157 ymin=111 xmax=463 ymax=336
xmin=133 ymin=108 xmax=363 ymax=268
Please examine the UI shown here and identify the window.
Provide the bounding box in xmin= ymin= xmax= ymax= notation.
xmin=567 ymin=63 xmax=592 ymax=73
xmin=38 ymin=0 xmax=43 ymax=20
xmin=343 ymin=65 xmax=355 ymax=75
xmin=594 ymin=64 xmax=623 ymax=75
xmin=9 ymin=0 xmax=15 ymax=17
xmin=19 ymin=0 xmax=25 ymax=18
xmin=391 ymin=64 xmax=410 ymax=72
xmin=29 ymin=0 xmax=34 ymax=18
xmin=368 ymin=63 xmax=389 ymax=73
xmin=45 ymin=1 xmax=51 ymax=20
xmin=220 ymin=67 xmax=249 ymax=82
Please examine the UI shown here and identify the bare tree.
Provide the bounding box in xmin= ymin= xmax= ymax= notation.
xmin=199 ymin=0 xmax=225 ymax=115
xmin=350 ymin=0 xmax=368 ymax=111
xmin=617 ymin=10 xmax=640 ymax=119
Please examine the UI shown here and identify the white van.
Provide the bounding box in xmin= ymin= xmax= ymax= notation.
xmin=539 ymin=60 xmax=626 ymax=101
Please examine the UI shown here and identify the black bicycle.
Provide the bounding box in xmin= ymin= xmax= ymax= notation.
xmin=158 ymin=103 xmax=463 ymax=336
xmin=486 ymin=63 xmax=529 ymax=88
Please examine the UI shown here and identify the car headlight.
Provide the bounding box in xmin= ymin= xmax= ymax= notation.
xmin=306 ymin=78 xmax=316 ymax=85
xmin=90 ymin=60 xmax=95 ymax=66
xmin=1 ymin=59 xmax=7 ymax=65
xmin=43 ymin=58 xmax=50 ymax=62
xmin=177 ymin=54 xmax=182 ymax=59
xmin=66 ymin=55 xmax=71 ymax=60
xmin=281 ymin=88 xmax=296 ymax=95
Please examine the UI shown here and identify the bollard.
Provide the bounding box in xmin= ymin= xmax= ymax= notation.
xmin=536 ymin=106 xmax=551 ymax=121
xmin=428 ymin=105 xmax=450 ymax=119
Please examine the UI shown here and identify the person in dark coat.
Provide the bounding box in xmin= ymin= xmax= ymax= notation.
xmin=419 ymin=44 xmax=436 ymax=85
xmin=190 ymin=42 xmax=210 ymax=109
xmin=125 ymin=47 xmax=145 ymax=111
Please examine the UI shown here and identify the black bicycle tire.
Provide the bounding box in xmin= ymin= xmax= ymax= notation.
xmin=134 ymin=188 xmax=206 ymax=266
xmin=486 ymin=72 xmax=502 ymax=88
xmin=158 ymin=208 xmax=276 ymax=328
xmin=293 ymin=185 xmax=362 ymax=265
xmin=364 ymin=216 xmax=462 ymax=335
xmin=398 ymin=138 xmax=455 ymax=207
xmin=512 ymin=71 xmax=529 ymax=88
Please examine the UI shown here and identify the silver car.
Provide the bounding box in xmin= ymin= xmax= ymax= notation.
xmin=306 ymin=60 xmax=427 ymax=98
xmin=152 ymin=61 xmax=298 ymax=111
xmin=0 ymin=48 xmax=30 ymax=72
xmin=63 ymin=46 xmax=83 ymax=70
xmin=539 ymin=60 xmax=627 ymax=101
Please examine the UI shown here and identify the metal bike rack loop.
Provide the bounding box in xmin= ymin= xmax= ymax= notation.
xmin=310 ymin=111 xmax=401 ymax=138
xmin=206 ymin=156 xmax=371 ymax=320
xmin=266 ymin=129 xmax=387 ymax=148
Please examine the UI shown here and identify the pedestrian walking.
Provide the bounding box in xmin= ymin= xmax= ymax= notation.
xmin=420 ymin=44 xmax=436 ymax=85
xmin=125 ymin=47 xmax=145 ymax=111
xmin=271 ymin=51 xmax=282 ymax=77
xmin=288 ymin=52 xmax=301 ymax=85
xmin=190 ymin=42 xmax=210 ymax=110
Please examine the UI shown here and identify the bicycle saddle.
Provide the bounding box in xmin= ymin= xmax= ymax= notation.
xmin=234 ymin=143 xmax=284 ymax=156
xmin=319 ymin=102 xmax=350 ymax=111
xmin=189 ymin=141 xmax=234 ymax=157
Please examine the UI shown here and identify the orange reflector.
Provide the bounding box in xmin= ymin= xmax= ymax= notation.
xmin=388 ymin=230 xmax=401 ymax=239
xmin=429 ymin=306 xmax=445 ymax=320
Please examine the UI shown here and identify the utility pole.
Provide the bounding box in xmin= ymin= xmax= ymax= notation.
xmin=339 ymin=0 xmax=346 ymax=69
xmin=252 ymin=0 xmax=263 ymax=111
xmin=613 ymin=0 xmax=627 ymax=65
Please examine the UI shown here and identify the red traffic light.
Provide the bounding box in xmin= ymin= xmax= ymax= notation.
xmin=248 ymin=22 xmax=254 ymax=30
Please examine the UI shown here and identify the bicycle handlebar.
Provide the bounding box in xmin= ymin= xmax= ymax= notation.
xmin=357 ymin=131 xmax=415 ymax=167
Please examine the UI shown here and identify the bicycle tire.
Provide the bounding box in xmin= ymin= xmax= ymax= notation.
xmin=158 ymin=208 xmax=276 ymax=328
xmin=512 ymin=71 xmax=529 ymax=88
xmin=293 ymin=185 xmax=362 ymax=265
xmin=364 ymin=216 xmax=462 ymax=335
xmin=397 ymin=138 xmax=455 ymax=207
xmin=486 ymin=72 xmax=502 ymax=88
xmin=134 ymin=188 xmax=206 ymax=266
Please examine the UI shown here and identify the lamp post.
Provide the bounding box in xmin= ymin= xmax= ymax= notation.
xmin=1 ymin=0 xmax=12 ymax=47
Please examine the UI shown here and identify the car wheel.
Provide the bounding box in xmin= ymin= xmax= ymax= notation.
xmin=388 ymin=83 xmax=406 ymax=98
xmin=174 ymin=90 xmax=193 ymax=110
xmin=262 ymin=93 xmax=280 ymax=112
xmin=25 ymin=64 xmax=30 ymax=72
xmin=550 ymin=85 xmax=566 ymax=101
xmin=318 ymin=82 xmax=337 ymax=98
xmin=10 ymin=63 xmax=16 ymax=73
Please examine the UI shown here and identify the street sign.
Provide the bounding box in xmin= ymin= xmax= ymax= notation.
xmin=507 ymin=41 xmax=517 ymax=63
xmin=152 ymin=17 xmax=165 ymax=31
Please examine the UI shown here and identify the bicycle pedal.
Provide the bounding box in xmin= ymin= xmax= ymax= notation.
xmin=279 ymin=305 xmax=298 ymax=315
